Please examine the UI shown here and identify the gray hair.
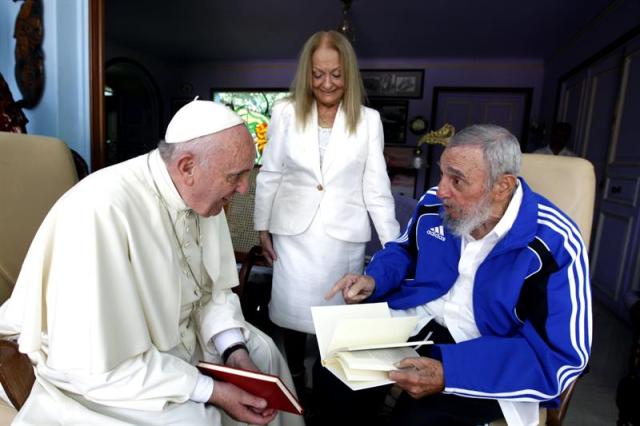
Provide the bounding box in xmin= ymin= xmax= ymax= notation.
xmin=157 ymin=135 xmax=217 ymax=167
xmin=447 ymin=124 xmax=521 ymax=189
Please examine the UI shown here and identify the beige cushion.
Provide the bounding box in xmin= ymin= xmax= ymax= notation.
xmin=0 ymin=400 xmax=16 ymax=425
xmin=489 ymin=154 xmax=595 ymax=426
xmin=0 ymin=132 xmax=78 ymax=304
xmin=520 ymin=153 xmax=595 ymax=247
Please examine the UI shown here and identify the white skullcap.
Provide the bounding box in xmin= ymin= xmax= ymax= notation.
xmin=164 ymin=97 xmax=243 ymax=143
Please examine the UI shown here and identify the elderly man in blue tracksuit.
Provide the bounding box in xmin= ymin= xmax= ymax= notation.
xmin=327 ymin=124 xmax=591 ymax=425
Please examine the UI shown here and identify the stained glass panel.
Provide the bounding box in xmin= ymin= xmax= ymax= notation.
xmin=212 ymin=90 xmax=289 ymax=165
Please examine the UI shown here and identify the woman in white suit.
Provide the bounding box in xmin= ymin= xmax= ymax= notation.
xmin=254 ymin=30 xmax=399 ymax=385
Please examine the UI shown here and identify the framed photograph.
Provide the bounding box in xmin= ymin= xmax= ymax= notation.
xmin=368 ymin=99 xmax=408 ymax=144
xmin=383 ymin=146 xmax=419 ymax=198
xmin=361 ymin=69 xmax=424 ymax=98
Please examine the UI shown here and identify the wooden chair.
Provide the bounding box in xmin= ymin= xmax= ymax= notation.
xmin=225 ymin=166 xmax=272 ymax=327
xmin=0 ymin=132 xmax=79 ymax=422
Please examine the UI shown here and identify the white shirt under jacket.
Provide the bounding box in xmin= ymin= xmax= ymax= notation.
xmin=0 ymin=151 xmax=300 ymax=425
xmin=395 ymin=184 xmax=539 ymax=426
xmin=254 ymin=99 xmax=399 ymax=245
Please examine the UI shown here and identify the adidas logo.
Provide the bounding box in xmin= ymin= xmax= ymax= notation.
xmin=426 ymin=225 xmax=446 ymax=241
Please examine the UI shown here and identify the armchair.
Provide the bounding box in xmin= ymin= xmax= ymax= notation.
xmin=0 ymin=132 xmax=79 ymax=421
xmin=491 ymin=153 xmax=595 ymax=426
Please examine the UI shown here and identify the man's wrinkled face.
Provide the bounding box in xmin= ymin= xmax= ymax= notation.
xmin=436 ymin=146 xmax=493 ymax=236
xmin=188 ymin=126 xmax=255 ymax=217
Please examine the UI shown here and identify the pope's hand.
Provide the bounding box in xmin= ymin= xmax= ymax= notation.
xmin=259 ymin=231 xmax=277 ymax=265
xmin=211 ymin=348 xmax=277 ymax=423
xmin=225 ymin=347 xmax=258 ymax=372
xmin=325 ymin=273 xmax=375 ymax=304
xmin=209 ymin=380 xmax=277 ymax=424
xmin=389 ymin=357 xmax=445 ymax=399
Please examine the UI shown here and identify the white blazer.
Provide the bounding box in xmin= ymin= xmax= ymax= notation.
xmin=254 ymin=99 xmax=399 ymax=245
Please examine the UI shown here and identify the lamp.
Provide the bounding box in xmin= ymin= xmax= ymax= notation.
xmin=337 ymin=0 xmax=355 ymax=43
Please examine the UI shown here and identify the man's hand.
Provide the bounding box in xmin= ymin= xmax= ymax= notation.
xmin=259 ymin=231 xmax=277 ymax=265
xmin=325 ymin=273 xmax=375 ymax=304
xmin=389 ymin=357 xmax=445 ymax=399
xmin=225 ymin=347 xmax=258 ymax=372
xmin=209 ymin=380 xmax=276 ymax=424
xmin=213 ymin=348 xmax=277 ymax=422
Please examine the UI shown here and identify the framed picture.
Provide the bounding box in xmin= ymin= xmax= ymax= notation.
xmin=383 ymin=146 xmax=419 ymax=198
xmin=368 ymin=99 xmax=408 ymax=144
xmin=361 ymin=69 xmax=424 ymax=98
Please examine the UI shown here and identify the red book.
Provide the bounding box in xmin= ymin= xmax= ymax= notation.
xmin=196 ymin=361 xmax=304 ymax=415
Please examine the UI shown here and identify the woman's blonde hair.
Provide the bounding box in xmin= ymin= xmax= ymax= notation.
xmin=289 ymin=30 xmax=365 ymax=135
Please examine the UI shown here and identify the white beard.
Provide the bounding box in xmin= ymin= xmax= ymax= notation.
xmin=442 ymin=192 xmax=493 ymax=237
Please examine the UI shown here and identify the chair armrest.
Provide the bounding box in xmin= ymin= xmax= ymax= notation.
xmin=546 ymin=378 xmax=578 ymax=426
xmin=0 ymin=340 xmax=34 ymax=410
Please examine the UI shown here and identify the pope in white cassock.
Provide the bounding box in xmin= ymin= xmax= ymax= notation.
xmin=0 ymin=100 xmax=304 ymax=426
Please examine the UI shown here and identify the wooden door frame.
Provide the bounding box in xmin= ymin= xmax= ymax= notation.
xmin=89 ymin=0 xmax=105 ymax=171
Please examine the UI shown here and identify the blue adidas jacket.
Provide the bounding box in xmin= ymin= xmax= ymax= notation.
xmin=366 ymin=178 xmax=591 ymax=406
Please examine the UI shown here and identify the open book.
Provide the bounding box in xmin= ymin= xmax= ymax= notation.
xmin=311 ymin=302 xmax=431 ymax=390
xmin=196 ymin=362 xmax=303 ymax=415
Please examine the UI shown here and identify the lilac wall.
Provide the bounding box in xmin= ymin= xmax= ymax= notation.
xmin=177 ymin=57 xmax=544 ymax=148
xmin=105 ymin=35 xmax=545 ymax=150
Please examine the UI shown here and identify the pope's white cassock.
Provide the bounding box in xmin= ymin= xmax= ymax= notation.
xmin=0 ymin=149 xmax=303 ymax=426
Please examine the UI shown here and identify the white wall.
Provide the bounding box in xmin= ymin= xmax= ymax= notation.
xmin=0 ymin=0 xmax=91 ymax=164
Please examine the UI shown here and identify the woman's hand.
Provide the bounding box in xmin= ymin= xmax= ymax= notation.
xmin=258 ymin=231 xmax=277 ymax=265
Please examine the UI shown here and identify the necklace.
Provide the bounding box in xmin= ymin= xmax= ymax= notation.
xmin=318 ymin=117 xmax=333 ymax=128
xmin=146 ymin=153 xmax=206 ymax=297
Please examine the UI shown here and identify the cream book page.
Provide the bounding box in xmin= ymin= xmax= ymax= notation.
xmin=335 ymin=346 xmax=419 ymax=372
xmin=311 ymin=302 xmax=431 ymax=390
xmin=312 ymin=302 xmax=392 ymax=361
xmin=327 ymin=316 xmax=420 ymax=354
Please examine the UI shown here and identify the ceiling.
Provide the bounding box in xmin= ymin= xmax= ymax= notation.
xmin=106 ymin=0 xmax=616 ymax=62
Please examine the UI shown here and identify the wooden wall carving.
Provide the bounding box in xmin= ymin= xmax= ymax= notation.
xmin=14 ymin=0 xmax=44 ymax=109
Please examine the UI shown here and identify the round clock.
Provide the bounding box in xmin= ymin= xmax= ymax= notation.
xmin=409 ymin=116 xmax=428 ymax=135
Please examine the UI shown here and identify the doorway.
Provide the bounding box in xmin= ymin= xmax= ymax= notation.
xmin=104 ymin=58 xmax=163 ymax=166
